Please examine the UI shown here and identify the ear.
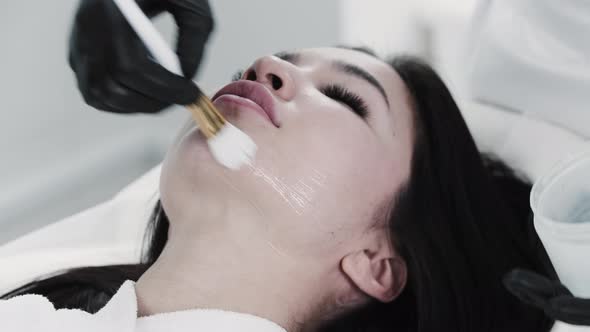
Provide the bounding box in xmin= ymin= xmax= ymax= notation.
xmin=341 ymin=250 xmax=407 ymax=303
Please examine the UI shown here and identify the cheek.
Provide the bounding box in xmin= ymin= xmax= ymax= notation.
xmin=272 ymin=106 xmax=395 ymax=240
xmin=157 ymin=98 xmax=399 ymax=253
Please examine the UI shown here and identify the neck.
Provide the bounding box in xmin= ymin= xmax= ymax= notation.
xmin=135 ymin=213 xmax=325 ymax=332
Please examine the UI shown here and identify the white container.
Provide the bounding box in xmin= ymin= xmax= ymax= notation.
xmin=531 ymin=148 xmax=590 ymax=298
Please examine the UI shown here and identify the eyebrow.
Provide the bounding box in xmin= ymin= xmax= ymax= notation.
xmin=332 ymin=61 xmax=389 ymax=108
xmin=273 ymin=51 xmax=390 ymax=108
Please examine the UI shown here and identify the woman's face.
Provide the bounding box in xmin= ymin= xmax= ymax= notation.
xmin=160 ymin=47 xmax=415 ymax=259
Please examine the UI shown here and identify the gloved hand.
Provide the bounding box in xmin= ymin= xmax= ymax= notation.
xmin=69 ymin=0 xmax=214 ymax=113
xmin=504 ymin=268 xmax=590 ymax=325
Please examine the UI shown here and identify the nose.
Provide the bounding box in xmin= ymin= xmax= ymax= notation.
xmin=244 ymin=56 xmax=296 ymax=101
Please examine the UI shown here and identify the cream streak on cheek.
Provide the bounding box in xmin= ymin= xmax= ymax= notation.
xmin=248 ymin=165 xmax=327 ymax=216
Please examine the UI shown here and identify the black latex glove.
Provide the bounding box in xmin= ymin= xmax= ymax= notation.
xmin=69 ymin=0 xmax=214 ymax=113
xmin=504 ymin=268 xmax=590 ymax=325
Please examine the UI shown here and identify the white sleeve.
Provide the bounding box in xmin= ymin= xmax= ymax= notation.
xmin=466 ymin=0 xmax=590 ymax=138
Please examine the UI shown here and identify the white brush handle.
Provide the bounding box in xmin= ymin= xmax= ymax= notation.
xmin=111 ymin=0 xmax=183 ymax=76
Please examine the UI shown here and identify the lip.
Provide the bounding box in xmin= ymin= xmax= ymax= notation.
xmin=212 ymin=81 xmax=280 ymax=128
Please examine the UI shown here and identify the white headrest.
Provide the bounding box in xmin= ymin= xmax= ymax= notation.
xmin=0 ymin=165 xmax=161 ymax=294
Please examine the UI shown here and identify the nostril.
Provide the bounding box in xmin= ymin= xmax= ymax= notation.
xmin=246 ymin=70 xmax=257 ymax=81
xmin=269 ymin=74 xmax=283 ymax=90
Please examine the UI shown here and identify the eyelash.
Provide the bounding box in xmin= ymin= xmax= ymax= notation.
xmin=320 ymin=84 xmax=369 ymax=119
xmin=232 ymin=71 xmax=369 ymax=119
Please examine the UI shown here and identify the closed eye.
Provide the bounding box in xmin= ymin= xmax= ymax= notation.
xmin=319 ymin=84 xmax=369 ymax=119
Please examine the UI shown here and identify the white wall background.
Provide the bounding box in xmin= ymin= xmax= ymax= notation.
xmin=0 ymin=0 xmax=478 ymax=244
xmin=340 ymin=0 xmax=478 ymax=97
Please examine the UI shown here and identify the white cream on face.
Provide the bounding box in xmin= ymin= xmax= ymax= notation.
xmin=248 ymin=164 xmax=327 ymax=216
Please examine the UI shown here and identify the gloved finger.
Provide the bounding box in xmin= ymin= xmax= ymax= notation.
xmin=68 ymin=0 xmax=111 ymax=80
xmin=81 ymin=85 xmax=112 ymax=113
xmin=167 ymin=0 xmax=214 ymax=77
xmin=135 ymin=0 xmax=167 ymax=18
xmin=97 ymin=76 xmax=169 ymax=114
xmin=114 ymin=59 xmax=200 ymax=106
xmin=547 ymin=296 xmax=590 ymax=326
xmin=71 ymin=54 xmax=112 ymax=112
xmin=176 ymin=22 xmax=210 ymax=78
xmin=69 ymin=0 xmax=126 ymax=112
xmin=70 ymin=0 xmax=111 ymax=48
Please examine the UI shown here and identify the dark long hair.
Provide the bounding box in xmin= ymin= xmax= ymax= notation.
xmin=2 ymin=55 xmax=555 ymax=331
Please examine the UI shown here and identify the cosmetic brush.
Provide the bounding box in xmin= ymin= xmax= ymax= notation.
xmin=112 ymin=0 xmax=257 ymax=170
